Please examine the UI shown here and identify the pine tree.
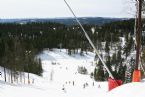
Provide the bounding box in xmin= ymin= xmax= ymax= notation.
xmin=125 ymin=58 xmax=135 ymax=83
xmin=111 ymin=53 xmax=117 ymax=66
xmin=105 ymin=41 xmax=110 ymax=55
xmin=118 ymin=62 xmax=126 ymax=82
xmin=117 ymin=48 xmax=122 ymax=63
xmin=104 ymin=55 xmax=112 ymax=80
xmin=94 ymin=60 xmax=105 ymax=81
xmin=123 ymin=36 xmax=134 ymax=59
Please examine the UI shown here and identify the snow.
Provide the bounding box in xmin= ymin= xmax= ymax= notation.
xmin=106 ymin=82 xmax=145 ymax=97
xmin=0 ymin=49 xmax=145 ymax=97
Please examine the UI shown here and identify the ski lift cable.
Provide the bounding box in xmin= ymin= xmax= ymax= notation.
xmin=64 ymin=0 xmax=115 ymax=80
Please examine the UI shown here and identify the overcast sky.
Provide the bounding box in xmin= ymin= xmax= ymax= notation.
xmin=0 ymin=0 xmax=136 ymax=18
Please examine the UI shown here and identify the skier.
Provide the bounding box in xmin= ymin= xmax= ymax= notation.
xmin=0 ymin=72 xmax=2 ymax=77
xmin=92 ymin=82 xmax=94 ymax=86
xmin=98 ymin=84 xmax=101 ymax=88
xmin=83 ymin=84 xmax=86 ymax=88
xmin=32 ymin=79 xmax=35 ymax=84
xmin=86 ymin=83 xmax=88 ymax=87
xmin=62 ymin=85 xmax=66 ymax=93
xmin=73 ymin=81 xmax=74 ymax=86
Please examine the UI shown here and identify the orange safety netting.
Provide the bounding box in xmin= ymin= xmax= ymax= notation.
xmin=108 ymin=78 xmax=122 ymax=91
xmin=132 ymin=70 xmax=141 ymax=82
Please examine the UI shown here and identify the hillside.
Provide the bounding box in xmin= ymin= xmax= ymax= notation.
xmin=0 ymin=49 xmax=144 ymax=97
xmin=0 ymin=49 xmax=107 ymax=97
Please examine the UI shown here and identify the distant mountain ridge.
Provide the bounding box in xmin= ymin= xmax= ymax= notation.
xmin=0 ymin=17 xmax=128 ymax=25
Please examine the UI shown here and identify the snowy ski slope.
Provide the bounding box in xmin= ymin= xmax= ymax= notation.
xmin=0 ymin=49 xmax=144 ymax=97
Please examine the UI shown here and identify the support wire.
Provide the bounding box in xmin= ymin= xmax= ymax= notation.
xmin=64 ymin=0 xmax=115 ymax=79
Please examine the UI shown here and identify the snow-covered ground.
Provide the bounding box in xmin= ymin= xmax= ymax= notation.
xmin=0 ymin=49 xmax=144 ymax=97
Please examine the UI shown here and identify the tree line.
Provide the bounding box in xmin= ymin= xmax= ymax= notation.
xmin=0 ymin=19 xmax=136 ymax=83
